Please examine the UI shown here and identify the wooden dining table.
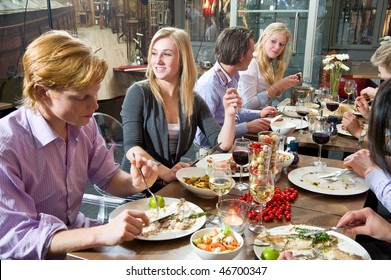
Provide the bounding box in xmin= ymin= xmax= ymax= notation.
xmin=68 ymin=154 xmax=368 ymax=260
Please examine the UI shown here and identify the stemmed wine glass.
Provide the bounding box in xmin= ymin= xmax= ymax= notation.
xmin=318 ymin=87 xmax=329 ymax=115
xmin=344 ymin=79 xmax=357 ymax=108
xmin=312 ymin=119 xmax=331 ymax=167
xmin=296 ymin=103 xmax=310 ymax=134
xmin=325 ymin=93 xmax=340 ymax=116
xmin=208 ymin=161 xmax=233 ymax=223
xmin=248 ymin=170 xmax=275 ymax=233
xmin=232 ymin=137 xmax=251 ymax=192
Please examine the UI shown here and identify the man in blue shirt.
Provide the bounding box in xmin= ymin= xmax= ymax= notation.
xmin=195 ymin=26 xmax=277 ymax=148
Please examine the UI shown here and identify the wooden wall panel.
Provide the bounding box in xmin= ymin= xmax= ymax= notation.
xmin=0 ymin=7 xmax=76 ymax=79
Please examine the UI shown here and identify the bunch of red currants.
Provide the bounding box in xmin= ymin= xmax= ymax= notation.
xmin=238 ymin=186 xmax=299 ymax=222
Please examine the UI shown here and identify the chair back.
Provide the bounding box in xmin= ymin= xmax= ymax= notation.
xmin=93 ymin=112 xmax=124 ymax=163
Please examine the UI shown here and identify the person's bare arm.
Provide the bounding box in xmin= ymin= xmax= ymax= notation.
xmin=47 ymin=209 xmax=149 ymax=257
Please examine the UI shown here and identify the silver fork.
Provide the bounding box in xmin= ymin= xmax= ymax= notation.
xmin=294 ymin=248 xmax=322 ymax=260
xmin=132 ymin=153 xmax=159 ymax=218
xmin=303 ymin=223 xmax=364 ymax=237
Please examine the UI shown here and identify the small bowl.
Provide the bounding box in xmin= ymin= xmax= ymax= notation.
xmin=176 ymin=167 xmax=216 ymax=199
xmin=190 ymin=227 xmax=244 ymax=260
xmin=276 ymin=150 xmax=294 ymax=168
xmin=271 ymin=120 xmax=297 ymax=136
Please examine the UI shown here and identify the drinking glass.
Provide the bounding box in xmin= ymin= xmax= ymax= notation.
xmin=312 ymin=120 xmax=331 ymax=167
xmin=297 ymin=90 xmax=308 ymax=106
xmin=325 ymin=93 xmax=339 ymax=116
xmin=296 ymin=104 xmax=310 ymax=134
xmin=232 ymin=137 xmax=251 ymax=192
xmin=248 ymin=170 xmax=275 ymax=234
xmin=344 ymin=79 xmax=357 ymax=107
xmin=208 ymin=161 xmax=234 ymax=223
xmin=318 ymin=87 xmax=329 ymax=115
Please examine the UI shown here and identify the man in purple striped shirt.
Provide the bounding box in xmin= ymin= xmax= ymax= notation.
xmin=0 ymin=30 xmax=158 ymax=259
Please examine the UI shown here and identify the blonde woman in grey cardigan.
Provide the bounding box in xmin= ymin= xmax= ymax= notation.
xmin=121 ymin=27 xmax=240 ymax=188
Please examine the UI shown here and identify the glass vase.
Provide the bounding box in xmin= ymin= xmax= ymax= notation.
xmin=329 ymin=72 xmax=342 ymax=98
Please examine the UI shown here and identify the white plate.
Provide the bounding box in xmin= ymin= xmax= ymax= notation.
xmin=336 ymin=124 xmax=353 ymax=137
xmin=336 ymin=124 xmax=368 ymax=137
xmin=279 ymin=105 xmax=300 ymax=118
xmin=109 ymin=198 xmax=206 ymax=241
xmin=278 ymin=106 xmax=318 ymax=119
xmin=195 ymin=153 xmax=249 ymax=178
xmin=282 ymin=117 xmax=309 ymax=130
xmin=288 ymin=166 xmax=368 ymax=195
xmin=253 ymin=225 xmax=371 ymax=260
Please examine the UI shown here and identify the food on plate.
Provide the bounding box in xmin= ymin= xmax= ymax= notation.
xmin=192 ymin=226 xmax=241 ymax=253
xmin=142 ymin=198 xmax=205 ymax=237
xmin=183 ymin=174 xmax=210 ymax=189
xmin=149 ymin=195 xmax=165 ymax=208
xmin=206 ymin=156 xmax=247 ymax=175
xmin=261 ymin=247 xmax=280 ymax=260
xmin=255 ymin=226 xmax=364 ymax=260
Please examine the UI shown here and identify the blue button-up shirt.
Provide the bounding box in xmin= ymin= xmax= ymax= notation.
xmin=194 ymin=62 xmax=261 ymax=148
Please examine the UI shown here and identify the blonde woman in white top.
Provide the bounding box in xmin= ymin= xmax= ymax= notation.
xmin=238 ymin=22 xmax=301 ymax=109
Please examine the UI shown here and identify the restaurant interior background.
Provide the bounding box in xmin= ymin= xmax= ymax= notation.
xmin=1 ymin=0 xmax=391 ymax=115
xmin=1 ymin=0 xmax=390 ymax=225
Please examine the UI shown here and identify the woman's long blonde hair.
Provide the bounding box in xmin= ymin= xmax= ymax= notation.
xmin=371 ymin=40 xmax=391 ymax=73
xmin=21 ymin=30 xmax=108 ymax=109
xmin=146 ymin=27 xmax=197 ymax=123
xmin=254 ymin=22 xmax=292 ymax=85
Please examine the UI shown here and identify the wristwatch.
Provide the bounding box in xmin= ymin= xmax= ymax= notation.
xmin=358 ymin=130 xmax=367 ymax=147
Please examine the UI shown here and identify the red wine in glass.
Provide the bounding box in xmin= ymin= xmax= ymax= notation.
xmin=233 ymin=150 xmax=249 ymax=166
xmin=326 ymin=102 xmax=339 ymax=113
xmin=312 ymin=132 xmax=330 ymax=145
xmin=296 ymin=110 xmax=309 ymax=117
xmin=232 ymin=137 xmax=251 ymax=191
xmin=296 ymin=106 xmax=309 ymax=134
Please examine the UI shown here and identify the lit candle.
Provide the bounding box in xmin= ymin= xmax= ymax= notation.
xmin=224 ymin=215 xmax=243 ymax=226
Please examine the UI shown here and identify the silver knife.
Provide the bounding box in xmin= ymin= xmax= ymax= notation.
xmin=190 ymin=142 xmax=222 ymax=167
xmin=317 ymin=168 xmax=349 ymax=179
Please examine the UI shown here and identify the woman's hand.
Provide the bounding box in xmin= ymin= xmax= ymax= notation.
xmin=354 ymin=96 xmax=371 ymax=119
xmin=360 ymin=86 xmax=378 ymax=100
xmin=341 ymin=112 xmax=362 ymax=139
xmin=223 ymin=88 xmax=242 ymax=117
xmin=223 ymin=88 xmax=242 ymax=115
xmin=337 ymin=207 xmax=391 ymax=243
xmin=159 ymin=161 xmax=190 ymax=184
xmin=343 ymin=149 xmax=379 ymax=177
xmin=274 ymin=73 xmax=302 ymax=93
xmin=130 ymin=154 xmax=159 ymax=190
